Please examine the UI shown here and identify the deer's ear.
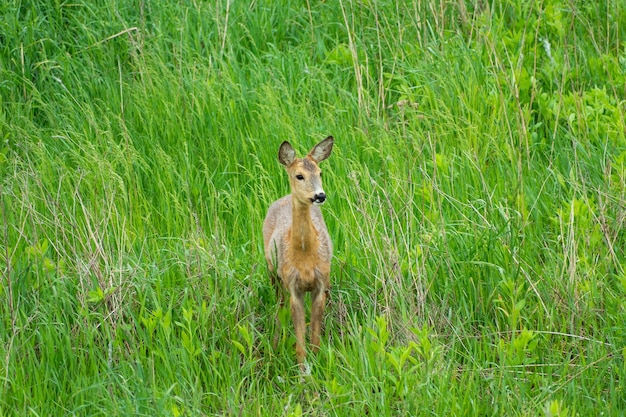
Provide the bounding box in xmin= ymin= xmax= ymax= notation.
xmin=278 ymin=141 xmax=297 ymax=166
xmin=308 ymin=136 xmax=334 ymax=162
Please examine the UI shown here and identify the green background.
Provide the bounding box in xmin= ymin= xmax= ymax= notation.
xmin=1 ymin=1 xmax=625 ymax=415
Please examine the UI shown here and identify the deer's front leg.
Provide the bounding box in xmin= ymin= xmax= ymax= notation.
xmin=310 ymin=285 xmax=327 ymax=352
xmin=289 ymin=290 xmax=307 ymax=373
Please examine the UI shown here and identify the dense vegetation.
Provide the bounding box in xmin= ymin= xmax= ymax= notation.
xmin=1 ymin=0 xmax=625 ymax=415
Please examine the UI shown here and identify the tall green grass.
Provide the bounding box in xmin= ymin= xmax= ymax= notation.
xmin=1 ymin=0 xmax=625 ymax=415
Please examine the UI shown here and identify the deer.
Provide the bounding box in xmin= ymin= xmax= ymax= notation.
xmin=262 ymin=136 xmax=334 ymax=374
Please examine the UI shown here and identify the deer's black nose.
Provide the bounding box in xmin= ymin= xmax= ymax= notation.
xmin=314 ymin=193 xmax=326 ymax=204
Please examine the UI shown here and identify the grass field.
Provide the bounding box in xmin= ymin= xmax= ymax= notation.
xmin=1 ymin=0 xmax=626 ymax=415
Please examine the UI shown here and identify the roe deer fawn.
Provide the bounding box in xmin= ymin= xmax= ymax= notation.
xmin=263 ymin=136 xmax=334 ymax=374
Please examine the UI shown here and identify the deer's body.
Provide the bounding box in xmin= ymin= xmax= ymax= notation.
xmin=264 ymin=195 xmax=332 ymax=291
xmin=262 ymin=136 xmax=334 ymax=373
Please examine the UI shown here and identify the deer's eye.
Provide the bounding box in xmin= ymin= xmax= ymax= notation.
xmin=296 ymin=174 xmax=305 ymax=180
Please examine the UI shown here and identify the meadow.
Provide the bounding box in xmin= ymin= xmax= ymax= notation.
xmin=1 ymin=0 xmax=625 ymax=415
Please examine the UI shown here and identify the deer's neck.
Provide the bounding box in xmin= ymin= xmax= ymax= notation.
xmin=291 ymin=198 xmax=316 ymax=253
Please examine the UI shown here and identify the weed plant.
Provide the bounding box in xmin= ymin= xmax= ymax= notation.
xmin=1 ymin=0 xmax=625 ymax=415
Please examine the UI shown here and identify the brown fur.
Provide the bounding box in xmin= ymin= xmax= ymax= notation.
xmin=262 ymin=136 xmax=334 ymax=373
